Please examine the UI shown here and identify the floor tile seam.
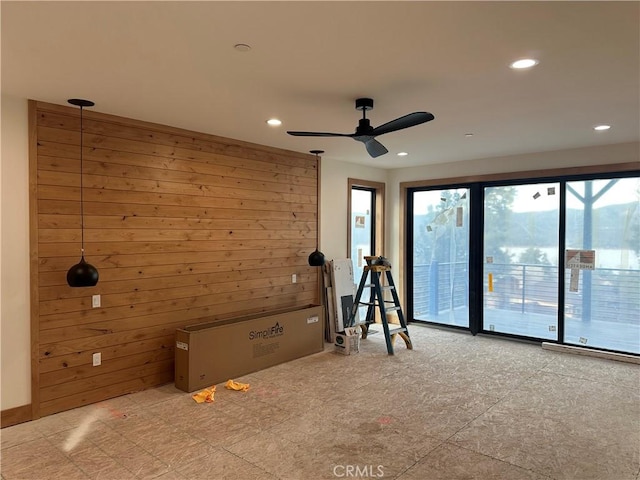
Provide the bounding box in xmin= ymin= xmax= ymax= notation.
xmin=111 ymin=407 xmax=214 ymax=443
xmin=0 ymin=445 xmax=72 ymax=479
xmin=392 ymin=437 xmax=449 ymax=479
xmin=257 ymin=413 xmax=291 ymax=432
xmin=497 ymin=366 xmax=551 ymax=396
xmin=64 ymin=418 xmax=170 ymax=479
xmin=386 ymin=459 xmax=419 ymax=480
xmin=215 ymin=426 xmax=265 ymax=449
xmin=139 ymin=421 xmax=230 ymax=468
xmin=443 ymin=389 xmax=600 ymax=430
xmin=30 ymin=433 xmax=96 ymax=479
xmin=535 ymin=369 xmax=640 ymax=391
xmin=467 ymin=364 xmax=546 ymax=394
xmin=440 ymin=394 xmax=506 ymax=443
xmin=48 ymin=453 xmax=93 ymax=479
xmin=40 ymin=423 xmax=111 ymax=475
xmin=218 ymin=446 xmax=283 ymax=479
xmin=349 ymin=368 xmax=402 ymax=389
xmin=0 ymin=432 xmax=47 ymax=453
xmin=443 ymin=441 xmax=558 ymax=480
xmin=125 ymin=397 xmax=176 ymax=409
xmin=159 ymin=414 xmax=237 ymax=447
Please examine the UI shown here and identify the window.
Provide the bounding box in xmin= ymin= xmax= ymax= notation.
xmin=348 ymin=179 xmax=385 ymax=320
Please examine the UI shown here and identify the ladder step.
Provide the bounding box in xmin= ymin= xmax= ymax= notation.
xmin=358 ymin=303 xmax=400 ymax=311
xmin=363 ymin=284 xmax=395 ymax=291
xmin=388 ymin=327 xmax=407 ymax=335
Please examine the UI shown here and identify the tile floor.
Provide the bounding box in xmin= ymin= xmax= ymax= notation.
xmin=1 ymin=325 xmax=639 ymax=480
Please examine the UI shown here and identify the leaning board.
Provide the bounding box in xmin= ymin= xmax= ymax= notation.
xmin=330 ymin=259 xmax=359 ymax=332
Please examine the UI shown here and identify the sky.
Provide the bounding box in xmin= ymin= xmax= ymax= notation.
xmin=411 ymin=178 xmax=639 ymax=215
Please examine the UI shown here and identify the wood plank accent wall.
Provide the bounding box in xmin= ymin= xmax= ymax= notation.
xmin=30 ymin=100 xmax=320 ymax=418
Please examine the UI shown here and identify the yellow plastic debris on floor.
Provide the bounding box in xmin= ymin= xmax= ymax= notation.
xmin=225 ymin=379 xmax=250 ymax=392
xmin=192 ymin=385 xmax=216 ymax=403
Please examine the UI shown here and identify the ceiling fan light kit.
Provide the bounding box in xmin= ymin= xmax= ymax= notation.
xmin=287 ymin=98 xmax=435 ymax=158
xmin=66 ymin=98 xmax=99 ymax=288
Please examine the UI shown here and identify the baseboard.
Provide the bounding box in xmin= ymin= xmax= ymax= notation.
xmin=1 ymin=404 xmax=32 ymax=428
xmin=541 ymin=342 xmax=640 ymax=364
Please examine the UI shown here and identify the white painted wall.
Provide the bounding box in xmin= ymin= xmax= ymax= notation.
xmin=1 ymin=95 xmax=31 ymax=410
xmin=320 ymin=158 xmax=387 ymax=262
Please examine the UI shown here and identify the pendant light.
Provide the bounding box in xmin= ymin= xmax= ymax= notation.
xmin=66 ymin=98 xmax=99 ymax=287
xmin=308 ymin=150 xmax=325 ymax=267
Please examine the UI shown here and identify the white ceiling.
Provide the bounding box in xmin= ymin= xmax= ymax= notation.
xmin=2 ymin=1 xmax=639 ymax=169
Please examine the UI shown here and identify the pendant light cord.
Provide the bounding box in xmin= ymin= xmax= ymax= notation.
xmin=313 ymin=152 xmax=321 ymax=250
xmin=79 ymin=106 xmax=85 ymax=255
xmin=315 ymin=160 xmax=319 ymax=250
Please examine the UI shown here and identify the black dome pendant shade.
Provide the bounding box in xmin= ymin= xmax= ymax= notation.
xmin=67 ymin=256 xmax=99 ymax=287
xmin=66 ymin=98 xmax=99 ymax=287
xmin=308 ymin=249 xmax=325 ymax=267
xmin=308 ymin=150 xmax=325 ymax=267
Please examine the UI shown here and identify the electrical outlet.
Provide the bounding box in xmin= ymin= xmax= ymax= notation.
xmin=292 ymin=274 xmax=297 ymax=284
xmin=92 ymin=352 xmax=101 ymax=366
xmin=92 ymin=294 xmax=101 ymax=308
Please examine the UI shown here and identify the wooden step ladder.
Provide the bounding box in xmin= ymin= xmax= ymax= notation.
xmin=347 ymin=256 xmax=413 ymax=355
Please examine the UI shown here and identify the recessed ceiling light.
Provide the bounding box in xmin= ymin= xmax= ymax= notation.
xmin=593 ymin=124 xmax=611 ymax=131
xmin=510 ymin=58 xmax=539 ymax=69
xmin=266 ymin=118 xmax=282 ymax=126
xmin=234 ymin=43 xmax=251 ymax=52
xmin=464 ymin=133 xmax=474 ymax=137
xmin=397 ymin=152 xmax=408 ymax=156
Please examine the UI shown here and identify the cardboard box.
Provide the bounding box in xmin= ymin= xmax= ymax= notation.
xmin=335 ymin=326 xmax=360 ymax=355
xmin=175 ymin=305 xmax=324 ymax=392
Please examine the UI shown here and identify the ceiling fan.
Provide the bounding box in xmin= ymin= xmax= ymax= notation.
xmin=287 ymin=98 xmax=435 ymax=158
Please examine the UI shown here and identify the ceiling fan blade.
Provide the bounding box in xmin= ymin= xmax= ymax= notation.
xmin=287 ymin=131 xmax=352 ymax=137
xmin=371 ymin=112 xmax=435 ymax=136
xmin=365 ymin=139 xmax=388 ymax=158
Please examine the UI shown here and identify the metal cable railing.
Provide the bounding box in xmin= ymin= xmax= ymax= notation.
xmin=413 ymin=262 xmax=639 ymax=324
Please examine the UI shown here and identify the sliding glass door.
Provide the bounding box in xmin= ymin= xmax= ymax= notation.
xmin=564 ymin=177 xmax=640 ymax=353
xmin=410 ymin=188 xmax=470 ymax=328
xmin=482 ymin=183 xmax=560 ymax=340
xmin=407 ymin=172 xmax=638 ymax=355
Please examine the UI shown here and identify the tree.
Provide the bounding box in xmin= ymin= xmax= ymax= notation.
xmin=484 ymin=186 xmax=516 ymax=264
xmin=518 ymin=247 xmax=551 ymax=265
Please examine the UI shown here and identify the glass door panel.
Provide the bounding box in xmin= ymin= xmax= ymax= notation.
xmin=412 ymin=188 xmax=470 ymax=327
xmin=483 ymin=183 xmax=560 ymax=339
xmin=564 ymin=177 xmax=640 ymax=354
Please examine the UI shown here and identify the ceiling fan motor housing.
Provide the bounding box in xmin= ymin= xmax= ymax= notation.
xmin=356 ymin=118 xmax=373 ymax=136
